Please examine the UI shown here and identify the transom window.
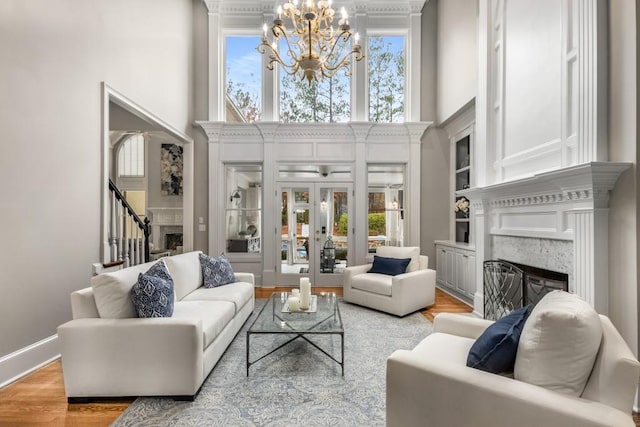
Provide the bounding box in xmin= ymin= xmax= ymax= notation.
xmin=225 ymin=36 xmax=262 ymax=123
xmin=117 ymin=133 xmax=145 ymax=177
xmin=368 ymin=36 xmax=406 ymax=123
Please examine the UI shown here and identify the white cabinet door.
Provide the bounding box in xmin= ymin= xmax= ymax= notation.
xmin=445 ymin=248 xmax=456 ymax=289
xmin=466 ymin=253 xmax=476 ymax=299
xmin=436 ymin=246 xmax=446 ymax=285
xmin=455 ymin=251 xmax=468 ymax=294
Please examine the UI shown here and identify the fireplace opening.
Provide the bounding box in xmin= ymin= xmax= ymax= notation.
xmin=165 ymin=233 xmax=183 ymax=251
xmin=483 ymin=260 xmax=569 ymax=320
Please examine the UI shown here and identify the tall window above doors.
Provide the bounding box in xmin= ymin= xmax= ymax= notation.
xmin=225 ymin=36 xmax=262 ymax=122
xmin=225 ymin=165 xmax=263 ymax=254
xmin=368 ymin=36 xmax=406 ymax=123
xmin=367 ymin=164 xmax=405 ymax=252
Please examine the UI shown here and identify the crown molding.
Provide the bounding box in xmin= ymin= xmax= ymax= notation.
xmin=204 ymin=0 xmax=427 ymax=16
xmin=194 ymin=121 xmax=432 ymax=144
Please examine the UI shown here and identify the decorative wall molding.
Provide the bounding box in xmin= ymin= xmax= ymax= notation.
xmin=479 ymin=0 xmax=608 ymax=185
xmin=204 ymin=0 xmax=427 ymax=17
xmin=195 ymin=122 xmax=431 ymax=145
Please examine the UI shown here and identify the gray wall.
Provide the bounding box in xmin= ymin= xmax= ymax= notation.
xmin=608 ymin=0 xmax=638 ymax=357
xmin=192 ymin=0 xmax=210 ymax=253
xmin=0 ymin=0 xmax=194 ymax=364
xmin=420 ymin=0 xmax=451 ymax=268
xmin=436 ymin=0 xmax=478 ymax=123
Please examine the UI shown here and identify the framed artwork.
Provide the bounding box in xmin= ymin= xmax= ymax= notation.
xmin=161 ymin=144 xmax=183 ymax=196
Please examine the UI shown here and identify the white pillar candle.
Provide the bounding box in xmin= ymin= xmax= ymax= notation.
xmin=291 ymin=288 xmax=300 ymax=297
xmin=288 ymin=296 xmax=300 ymax=312
xmin=299 ymin=278 xmax=311 ymax=309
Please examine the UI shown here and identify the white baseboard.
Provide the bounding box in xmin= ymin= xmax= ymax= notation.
xmin=0 ymin=335 xmax=60 ymax=389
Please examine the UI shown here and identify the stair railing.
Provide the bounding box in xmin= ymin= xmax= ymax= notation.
xmin=108 ymin=179 xmax=150 ymax=267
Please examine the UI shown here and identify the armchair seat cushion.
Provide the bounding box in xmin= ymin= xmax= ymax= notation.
xmin=351 ymin=273 xmax=393 ymax=296
xmin=172 ymin=300 xmax=235 ymax=349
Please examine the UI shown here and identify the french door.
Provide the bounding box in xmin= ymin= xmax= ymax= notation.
xmin=276 ymin=182 xmax=353 ymax=287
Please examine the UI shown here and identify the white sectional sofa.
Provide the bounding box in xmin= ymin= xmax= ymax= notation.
xmin=57 ymin=251 xmax=254 ymax=402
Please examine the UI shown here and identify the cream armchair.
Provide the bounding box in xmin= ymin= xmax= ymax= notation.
xmin=343 ymin=246 xmax=435 ymax=316
xmin=387 ymin=313 xmax=640 ymax=427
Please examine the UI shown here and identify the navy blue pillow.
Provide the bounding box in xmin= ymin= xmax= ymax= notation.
xmin=368 ymin=255 xmax=411 ymax=276
xmin=200 ymin=253 xmax=236 ymax=288
xmin=130 ymin=263 xmax=175 ymax=318
xmin=466 ymin=305 xmax=531 ymax=373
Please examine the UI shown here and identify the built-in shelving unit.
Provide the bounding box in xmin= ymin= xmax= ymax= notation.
xmin=454 ymin=134 xmax=471 ymax=243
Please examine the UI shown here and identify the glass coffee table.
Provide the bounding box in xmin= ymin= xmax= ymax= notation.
xmin=246 ymin=292 xmax=344 ymax=376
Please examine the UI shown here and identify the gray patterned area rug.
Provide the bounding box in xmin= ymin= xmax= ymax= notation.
xmin=112 ymin=299 xmax=432 ymax=427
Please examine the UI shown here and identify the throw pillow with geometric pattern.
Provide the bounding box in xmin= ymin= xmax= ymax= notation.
xmin=200 ymin=253 xmax=236 ymax=288
xmin=130 ymin=261 xmax=175 ymax=318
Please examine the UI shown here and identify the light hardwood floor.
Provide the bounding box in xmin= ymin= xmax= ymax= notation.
xmin=4 ymin=288 xmax=636 ymax=427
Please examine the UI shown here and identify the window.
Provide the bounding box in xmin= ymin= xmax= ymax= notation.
xmin=368 ymin=36 xmax=405 ymax=123
xmin=225 ymin=36 xmax=262 ymax=122
xmin=367 ymin=164 xmax=405 ymax=251
xmin=225 ymin=165 xmax=263 ymax=253
xmin=117 ymin=134 xmax=145 ymax=177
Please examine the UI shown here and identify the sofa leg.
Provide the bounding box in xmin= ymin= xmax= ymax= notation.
xmin=67 ymin=397 xmax=91 ymax=404
xmin=173 ymin=394 xmax=196 ymax=402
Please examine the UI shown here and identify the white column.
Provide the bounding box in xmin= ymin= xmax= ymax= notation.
xmin=257 ymin=123 xmax=279 ymax=287
xmin=572 ymin=208 xmax=609 ymax=314
xmin=407 ymin=6 xmax=423 ymax=122
xmin=471 ymin=198 xmax=491 ymax=318
xmin=205 ymin=1 xmax=223 ymax=121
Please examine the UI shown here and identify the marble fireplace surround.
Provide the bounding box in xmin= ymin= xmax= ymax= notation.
xmin=463 ymin=162 xmax=630 ymax=316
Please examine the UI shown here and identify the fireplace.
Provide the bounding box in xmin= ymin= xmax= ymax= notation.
xmin=165 ymin=233 xmax=183 ymax=251
xmin=483 ymin=259 xmax=569 ymax=320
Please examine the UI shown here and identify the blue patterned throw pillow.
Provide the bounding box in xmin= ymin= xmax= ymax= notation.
xmin=200 ymin=253 xmax=236 ymax=288
xmin=130 ymin=261 xmax=175 ymax=318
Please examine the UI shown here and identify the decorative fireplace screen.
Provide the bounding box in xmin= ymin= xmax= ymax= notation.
xmin=483 ymin=260 xmax=569 ymax=321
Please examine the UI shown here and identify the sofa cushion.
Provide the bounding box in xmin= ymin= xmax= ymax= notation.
xmin=376 ymin=246 xmax=420 ymax=273
xmin=467 ymin=305 xmax=531 ymax=374
xmin=163 ymin=251 xmax=203 ymax=301
xmin=368 ymin=255 xmax=411 ymax=276
xmin=90 ymin=260 xmax=157 ymax=318
xmin=182 ymin=281 xmax=254 ymax=314
xmin=351 ymin=273 xmax=393 ymax=296
xmin=200 ymin=253 xmax=236 ymax=288
xmin=130 ymin=272 xmax=175 ymax=318
xmin=172 ymin=300 xmax=235 ymax=349
xmin=514 ymin=290 xmax=602 ymax=397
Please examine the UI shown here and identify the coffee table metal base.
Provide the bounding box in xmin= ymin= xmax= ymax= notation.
xmin=246 ymin=331 xmax=344 ymax=376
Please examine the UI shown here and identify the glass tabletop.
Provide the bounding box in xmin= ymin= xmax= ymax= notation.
xmin=248 ymin=292 xmax=343 ymax=334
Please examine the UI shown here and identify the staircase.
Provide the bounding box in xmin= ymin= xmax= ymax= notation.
xmin=108 ymin=179 xmax=150 ymax=267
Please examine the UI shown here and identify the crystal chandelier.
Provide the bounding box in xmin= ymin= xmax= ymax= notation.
xmin=257 ymin=0 xmax=364 ymax=85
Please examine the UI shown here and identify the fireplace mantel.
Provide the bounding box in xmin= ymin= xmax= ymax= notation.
xmin=463 ymin=161 xmax=631 ymax=316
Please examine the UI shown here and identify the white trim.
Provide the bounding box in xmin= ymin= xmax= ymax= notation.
xmin=0 ymin=335 xmax=59 ymax=389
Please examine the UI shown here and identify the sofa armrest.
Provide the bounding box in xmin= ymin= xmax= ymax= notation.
xmin=433 ymin=312 xmax=493 ymax=339
xmin=58 ymin=317 xmax=204 ymax=397
xmin=342 ymin=264 xmax=372 ymax=301
xmin=234 ymin=272 xmax=255 ymax=286
xmin=387 ymin=350 xmax=635 ymax=427
xmin=391 ymin=268 xmax=436 ymax=308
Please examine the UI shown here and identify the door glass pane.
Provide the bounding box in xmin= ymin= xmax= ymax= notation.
xmin=367 ymin=165 xmax=405 ymax=252
xmin=281 ymin=188 xmax=310 ymax=275
xmin=319 ymin=187 xmax=348 ymax=275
